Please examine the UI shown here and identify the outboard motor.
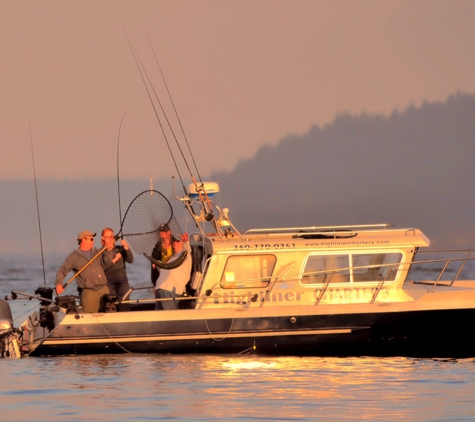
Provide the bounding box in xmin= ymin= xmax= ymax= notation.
xmin=33 ymin=287 xmax=57 ymax=330
xmin=0 ymin=298 xmax=21 ymax=358
xmin=34 ymin=286 xmax=54 ymax=306
xmin=0 ymin=298 xmax=13 ymax=335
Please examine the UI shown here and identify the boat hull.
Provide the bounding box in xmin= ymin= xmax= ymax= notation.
xmin=28 ymin=306 xmax=475 ymax=358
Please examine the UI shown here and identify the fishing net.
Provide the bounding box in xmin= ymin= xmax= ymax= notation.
xmin=120 ymin=190 xmax=182 ymax=255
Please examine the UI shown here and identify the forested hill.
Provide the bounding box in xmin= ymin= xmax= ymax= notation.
xmin=212 ymin=92 xmax=475 ymax=248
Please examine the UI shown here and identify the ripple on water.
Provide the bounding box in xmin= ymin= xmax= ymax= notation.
xmin=2 ymin=351 xmax=475 ymax=421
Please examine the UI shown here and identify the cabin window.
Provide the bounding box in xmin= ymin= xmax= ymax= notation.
xmin=220 ymin=254 xmax=276 ymax=289
xmin=301 ymin=255 xmax=350 ymax=284
xmin=301 ymin=252 xmax=402 ymax=284
xmin=352 ymin=253 xmax=402 ymax=282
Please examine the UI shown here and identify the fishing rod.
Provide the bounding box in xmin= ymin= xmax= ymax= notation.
xmin=124 ymin=34 xmax=218 ymax=233
xmin=143 ymin=29 xmax=216 ymax=224
xmin=122 ymin=28 xmax=185 ymax=190
xmin=117 ymin=109 xmax=129 ymax=236
xmin=126 ymin=30 xmax=219 ymax=231
xmin=130 ymin=39 xmax=199 ymax=209
xmin=144 ymin=28 xmax=202 ymax=218
xmin=144 ymin=29 xmax=204 ymax=184
xmin=29 ymin=122 xmax=46 ymax=285
xmin=126 ymin=31 xmax=217 ymax=231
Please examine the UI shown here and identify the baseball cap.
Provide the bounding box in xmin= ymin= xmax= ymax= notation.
xmin=158 ymin=223 xmax=170 ymax=232
xmin=77 ymin=230 xmax=96 ymax=241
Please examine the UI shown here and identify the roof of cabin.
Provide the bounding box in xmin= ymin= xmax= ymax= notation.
xmin=193 ymin=224 xmax=430 ymax=253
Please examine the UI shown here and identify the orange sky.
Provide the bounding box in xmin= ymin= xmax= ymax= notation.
xmin=1 ymin=0 xmax=475 ymax=181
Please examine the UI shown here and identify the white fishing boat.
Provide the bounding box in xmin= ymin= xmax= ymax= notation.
xmin=2 ymin=181 xmax=475 ymax=359
xmin=2 ymin=38 xmax=474 ymax=359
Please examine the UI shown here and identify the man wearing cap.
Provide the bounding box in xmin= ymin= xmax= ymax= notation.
xmin=150 ymin=223 xmax=175 ymax=286
xmin=55 ymin=230 xmax=112 ymax=313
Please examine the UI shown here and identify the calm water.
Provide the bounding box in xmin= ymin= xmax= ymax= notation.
xmin=2 ymin=254 xmax=475 ymax=421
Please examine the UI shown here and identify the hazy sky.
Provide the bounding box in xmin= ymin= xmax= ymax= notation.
xmin=1 ymin=0 xmax=475 ymax=182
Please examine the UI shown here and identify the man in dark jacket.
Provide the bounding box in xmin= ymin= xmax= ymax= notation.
xmin=101 ymin=227 xmax=134 ymax=299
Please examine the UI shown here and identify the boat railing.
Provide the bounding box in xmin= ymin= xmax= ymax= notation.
xmin=314 ymin=272 xmax=334 ymax=305
xmin=408 ymin=249 xmax=475 ymax=292
xmin=310 ymin=253 xmax=475 ymax=301
xmin=308 ymin=262 xmax=403 ymax=304
xmin=119 ymin=284 xmax=260 ymax=308
xmin=134 ymin=261 xmax=403 ymax=306
xmin=120 ymin=286 xmax=152 ymax=302
xmin=116 ymin=251 xmax=475 ymax=308
xmin=120 ymin=286 xmax=202 ymax=306
xmin=119 ymin=262 xmax=399 ymax=307
xmin=309 ymin=262 xmax=397 ymax=304
xmin=370 ymin=264 xmax=399 ymax=303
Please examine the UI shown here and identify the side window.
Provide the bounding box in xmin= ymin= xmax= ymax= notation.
xmin=220 ymin=255 xmax=276 ymax=289
xmin=301 ymin=255 xmax=350 ymax=284
xmin=352 ymin=253 xmax=402 ymax=282
xmin=301 ymin=252 xmax=403 ymax=285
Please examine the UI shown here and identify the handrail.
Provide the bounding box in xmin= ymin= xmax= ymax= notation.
xmin=370 ymin=264 xmax=396 ymax=303
xmin=117 ymin=251 xmax=475 ymax=308
xmin=415 ymin=249 xmax=475 ymax=253
xmin=448 ymin=250 xmax=473 ymax=287
xmin=412 ymin=249 xmax=475 ymax=291
xmin=246 ymin=224 xmax=391 ymax=234
xmin=315 ymin=272 xmax=334 ymax=305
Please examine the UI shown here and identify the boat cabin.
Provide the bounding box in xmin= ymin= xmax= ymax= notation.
xmin=187 ymin=224 xmax=430 ymax=309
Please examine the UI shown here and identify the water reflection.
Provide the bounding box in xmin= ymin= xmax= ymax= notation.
xmin=194 ymin=356 xmax=475 ymax=421
xmin=2 ymin=354 xmax=475 ymax=420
